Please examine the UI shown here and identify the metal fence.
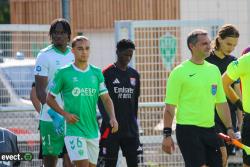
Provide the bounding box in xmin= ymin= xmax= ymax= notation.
xmin=0 ymin=24 xmax=50 ymax=107
xmin=0 ymin=103 xmax=185 ymax=167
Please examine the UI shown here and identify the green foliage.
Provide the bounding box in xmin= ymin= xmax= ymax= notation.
xmin=0 ymin=0 xmax=10 ymax=24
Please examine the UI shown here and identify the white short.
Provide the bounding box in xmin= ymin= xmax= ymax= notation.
xmin=64 ymin=136 xmax=99 ymax=164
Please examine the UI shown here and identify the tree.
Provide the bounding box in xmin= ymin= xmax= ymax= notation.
xmin=0 ymin=0 xmax=10 ymax=24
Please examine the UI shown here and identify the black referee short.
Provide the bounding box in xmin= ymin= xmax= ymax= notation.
xmin=97 ymin=132 xmax=140 ymax=167
xmin=242 ymin=113 xmax=250 ymax=165
xmin=176 ymin=124 xmax=222 ymax=167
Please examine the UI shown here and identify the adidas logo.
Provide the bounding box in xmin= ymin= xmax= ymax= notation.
xmin=137 ymin=146 xmax=143 ymax=152
xmin=113 ymin=78 xmax=120 ymax=84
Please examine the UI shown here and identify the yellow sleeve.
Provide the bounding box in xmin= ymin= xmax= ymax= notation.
xmin=215 ymin=69 xmax=227 ymax=103
xmin=227 ymin=56 xmax=248 ymax=81
xmin=165 ymin=69 xmax=182 ymax=105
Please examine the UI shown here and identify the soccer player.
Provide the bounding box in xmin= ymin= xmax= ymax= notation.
xmin=34 ymin=18 xmax=74 ymax=167
xmin=205 ymin=24 xmax=242 ymax=166
xmin=162 ymin=29 xmax=235 ymax=167
xmin=0 ymin=127 xmax=20 ymax=167
xmin=97 ymin=39 xmax=141 ymax=167
xmin=46 ymin=36 xmax=118 ymax=167
xmin=222 ymin=50 xmax=250 ymax=167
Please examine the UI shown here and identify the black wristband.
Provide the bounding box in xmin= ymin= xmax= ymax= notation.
xmin=235 ymin=99 xmax=243 ymax=111
xmin=163 ymin=127 xmax=172 ymax=138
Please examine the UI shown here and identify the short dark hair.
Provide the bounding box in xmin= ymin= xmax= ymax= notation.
xmin=71 ymin=36 xmax=89 ymax=48
xmin=116 ymin=39 xmax=135 ymax=52
xmin=213 ymin=24 xmax=239 ymax=50
xmin=49 ymin=18 xmax=71 ymax=40
xmin=187 ymin=29 xmax=208 ymax=51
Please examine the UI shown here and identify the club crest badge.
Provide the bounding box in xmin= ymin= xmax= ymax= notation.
xmin=211 ymin=84 xmax=217 ymax=95
xmin=130 ymin=78 xmax=136 ymax=86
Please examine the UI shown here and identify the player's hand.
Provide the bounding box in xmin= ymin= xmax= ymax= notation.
xmin=109 ymin=118 xmax=118 ymax=133
xmin=64 ymin=112 xmax=79 ymax=124
xmin=227 ymin=128 xmax=236 ymax=142
xmin=48 ymin=109 xmax=65 ymax=135
xmin=162 ymin=136 xmax=175 ymax=154
xmin=54 ymin=120 xmax=64 ymax=135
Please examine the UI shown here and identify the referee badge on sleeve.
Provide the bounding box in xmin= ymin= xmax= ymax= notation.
xmin=211 ymin=84 xmax=217 ymax=96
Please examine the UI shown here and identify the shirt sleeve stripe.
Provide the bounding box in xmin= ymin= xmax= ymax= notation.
xmin=48 ymin=91 xmax=58 ymax=97
xmin=99 ymin=90 xmax=108 ymax=96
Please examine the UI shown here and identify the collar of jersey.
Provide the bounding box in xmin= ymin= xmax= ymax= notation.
xmin=52 ymin=45 xmax=71 ymax=56
xmin=72 ymin=63 xmax=90 ymax=73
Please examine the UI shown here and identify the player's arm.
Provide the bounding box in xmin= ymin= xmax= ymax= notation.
xmin=35 ymin=75 xmax=47 ymax=105
xmin=100 ymin=93 xmax=118 ymax=133
xmin=222 ymin=73 xmax=243 ymax=111
xmin=216 ymin=102 xmax=235 ymax=138
xmin=233 ymin=83 xmax=243 ymax=130
xmin=162 ymin=103 xmax=176 ymax=154
xmin=30 ymin=83 xmax=41 ymax=113
xmin=46 ymin=93 xmax=79 ymax=124
xmin=162 ymin=69 xmax=181 ymax=154
xmin=163 ymin=104 xmax=175 ymax=129
xmin=34 ymin=53 xmax=50 ymax=105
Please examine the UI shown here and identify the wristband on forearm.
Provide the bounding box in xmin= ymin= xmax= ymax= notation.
xmin=163 ymin=127 xmax=172 ymax=138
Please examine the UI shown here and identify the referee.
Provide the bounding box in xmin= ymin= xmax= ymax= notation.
xmin=162 ymin=29 xmax=235 ymax=167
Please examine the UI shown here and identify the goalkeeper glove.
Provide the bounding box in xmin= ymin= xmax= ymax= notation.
xmin=48 ymin=109 xmax=65 ymax=135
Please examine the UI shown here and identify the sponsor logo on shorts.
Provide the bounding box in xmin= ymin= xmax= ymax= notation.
xmin=78 ymin=150 xmax=84 ymax=156
xmin=70 ymin=139 xmax=75 ymax=150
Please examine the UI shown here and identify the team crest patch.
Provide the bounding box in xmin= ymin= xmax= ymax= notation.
xmin=232 ymin=60 xmax=239 ymax=66
xmin=130 ymin=78 xmax=136 ymax=86
xmin=211 ymin=84 xmax=217 ymax=95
